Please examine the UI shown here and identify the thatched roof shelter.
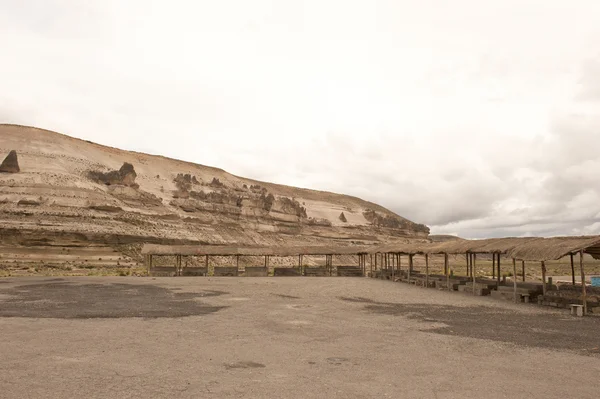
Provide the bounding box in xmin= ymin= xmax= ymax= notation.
xmin=142 ymin=244 xmax=370 ymax=257
xmin=373 ymin=236 xmax=600 ymax=261
xmin=143 ymin=235 xmax=600 ymax=262
xmin=507 ymin=236 xmax=600 ymax=261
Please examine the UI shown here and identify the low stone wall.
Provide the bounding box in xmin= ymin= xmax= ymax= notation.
xmin=304 ymin=267 xmax=329 ymax=277
xmin=213 ymin=267 xmax=239 ymax=276
xmin=244 ymin=267 xmax=268 ymax=277
xmin=273 ymin=267 xmax=302 ymax=276
xmin=181 ymin=267 xmax=208 ymax=276
xmin=149 ymin=266 xmax=177 ymax=277
xmin=336 ymin=266 xmax=363 ymax=277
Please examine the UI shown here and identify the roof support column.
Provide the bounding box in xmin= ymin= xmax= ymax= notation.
xmin=522 ymin=260 xmax=526 ymax=282
xmin=445 ymin=253 xmax=450 ymax=292
xmin=408 ymin=254 xmax=413 ymax=284
xmin=497 ymin=254 xmax=501 ymax=284
xmin=580 ymin=250 xmax=587 ymax=315
xmin=492 ymin=253 xmax=496 ymax=279
xmin=465 ymin=253 xmax=469 ymax=277
xmin=472 ymin=254 xmax=477 ymax=295
xmin=513 ymin=258 xmax=518 ymax=303
xmin=541 ymin=261 xmax=547 ymax=295
xmin=425 ymin=254 xmax=429 ymax=288
xmin=570 ymin=253 xmax=576 ymax=286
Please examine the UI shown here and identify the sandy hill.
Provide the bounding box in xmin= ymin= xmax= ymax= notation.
xmin=0 ymin=124 xmax=428 ymax=274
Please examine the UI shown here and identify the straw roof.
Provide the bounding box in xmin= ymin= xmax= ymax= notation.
xmin=143 ymin=235 xmax=600 ymax=261
xmin=373 ymin=237 xmax=538 ymax=255
xmin=142 ymin=244 xmax=370 ymax=257
xmin=507 ymin=236 xmax=600 ymax=262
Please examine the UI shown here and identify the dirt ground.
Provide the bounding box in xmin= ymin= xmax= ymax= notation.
xmin=1 ymin=277 xmax=599 ymax=399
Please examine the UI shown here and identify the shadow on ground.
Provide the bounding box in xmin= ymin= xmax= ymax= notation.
xmin=339 ymin=296 xmax=600 ymax=356
xmin=0 ymin=282 xmax=228 ymax=319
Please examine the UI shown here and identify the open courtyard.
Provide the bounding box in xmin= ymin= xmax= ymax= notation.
xmin=1 ymin=276 xmax=599 ymax=398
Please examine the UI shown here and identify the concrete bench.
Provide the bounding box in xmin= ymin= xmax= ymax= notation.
xmin=570 ymin=304 xmax=584 ymax=317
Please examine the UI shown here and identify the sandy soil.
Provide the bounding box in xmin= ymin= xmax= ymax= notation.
xmin=1 ymin=276 xmax=599 ymax=398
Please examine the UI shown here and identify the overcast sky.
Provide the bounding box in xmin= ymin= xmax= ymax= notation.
xmin=1 ymin=1 xmax=599 ymax=238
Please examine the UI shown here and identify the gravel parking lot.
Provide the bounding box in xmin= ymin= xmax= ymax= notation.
xmin=1 ymin=276 xmax=599 ymax=398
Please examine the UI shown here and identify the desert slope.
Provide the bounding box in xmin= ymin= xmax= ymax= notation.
xmin=0 ymin=124 xmax=428 ymax=273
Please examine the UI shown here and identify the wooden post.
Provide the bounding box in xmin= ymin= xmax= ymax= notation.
xmin=513 ymin=258 xmax=517 ymax=303
xmin=205 ymin=255 xmax=209 ymax=275
xmin=370 ymin=254 xmax=373 ymax=277
xmin=497 ymin=254 xmax=501 ymax=283
xmin=425 ymin=254 xmax=429 ymax=288
xmin=472 ymin=253 xmax=477 ymax=294
xmin=465 ymin=253 xmax=470 ymax=277
xmin=147 ymin=254 xmax=153 ymax=275
xmin=391 ymin=253 xmax=395 ymax=280
xmin=522 ymin=260 xmax=526 ymax=282
xmin=408 ymin=254 xmax=413 ymax=284
xmin=570 ymin=253 xmax=576 ymax=285
xmin=444 ymin=253 xmax=448 ymax=275
xmin=236 ymin=255 xmax=240 ymax=271
xmin=539 ymin=260 xmax=547 ymax=294
xmin=445 ymin=253 xmax=450 ymax=292
xmin=580 ymin=250 xmax=587 ymax=315
xmin=541 ymin=261 xmax=547 ymax=295
xmin=492 ymin=253 xmax=496 ymax=279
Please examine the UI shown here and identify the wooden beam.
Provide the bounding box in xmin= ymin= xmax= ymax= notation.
xmin=465 ymin=253 xmax=469 ymax=277
xmin=492 ymin=253 xmax=496 ymax=279
xmin=580 ymin=250 xmax=587 ymax=315
xmin=497 ymin=254 xmax=501 ymax=283
xmin=522 ymin=260 xmax=526 ymax=282
xmin=370 ymin=254 xmax=373 ymax=277
xmin=472 ymin=253 xmax=477 ymax=295
xmin=425 ymin=254 xmax=429 ymax=288
xmin=445 ymin=253 xmax=450 ymax=292
xmin=408 ymin=254 xmax=413 ymax=284
xmin=570 ymin=253 xmax=576 ymax=285
xmin=541 ymin=261 xmax=547 ymax=295
xmin=513 ymin=258 xmax=517 ymax=303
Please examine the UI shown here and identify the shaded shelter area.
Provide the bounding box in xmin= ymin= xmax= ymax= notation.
xmin=142 ymin=236 xmax=600 ymax=315
xmin=373 ymin=236 xmax=600 ymax=314
xmin=142 ymin=244 xmax=370 ymax=278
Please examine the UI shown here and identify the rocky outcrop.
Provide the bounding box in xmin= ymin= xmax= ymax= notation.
xmin=89 ymin=162 xmax=138 ymax=187
xmin=0 ymin=150 xmax=20 ymax=173
xmin=0 ymin=124 xmax=431 ymax=275
xmin=339 ymin=212 xmax=347 ymax=223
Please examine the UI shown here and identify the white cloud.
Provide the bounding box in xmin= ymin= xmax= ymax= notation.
xmin=1 ymin=0 xmax=599 ymax=238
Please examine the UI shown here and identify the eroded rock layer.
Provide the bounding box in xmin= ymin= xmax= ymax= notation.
xmin=0 ymin=124 xmax=429 ymax=273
